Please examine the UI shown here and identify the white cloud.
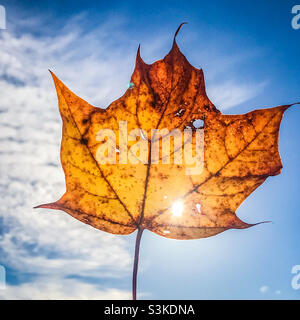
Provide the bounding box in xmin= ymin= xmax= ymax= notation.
xmin=259 ymin=285 xmax=269 ymax=293
xmin=0 ymin=14 xmax=138 ymax=299
xmin=206 ymin=81 xmax=266 ymax=110
xmin=0 ymin=277 xmax=130 ymax=300
xmin=275 ymin=290 xmax=281 ymax=295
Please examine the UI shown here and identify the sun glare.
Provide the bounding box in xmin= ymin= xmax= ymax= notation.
xmin=171 ymin=200 xmax=184 ymax=217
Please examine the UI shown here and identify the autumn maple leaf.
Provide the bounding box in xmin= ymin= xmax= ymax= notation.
xmin=35 ymin=23 xmax=296 ymax=299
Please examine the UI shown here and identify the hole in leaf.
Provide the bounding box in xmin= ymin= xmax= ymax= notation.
xmin=175 ymin=108 xmax=186 ymax=117
xmin=192 ymin=119 xmax=204 ymax=129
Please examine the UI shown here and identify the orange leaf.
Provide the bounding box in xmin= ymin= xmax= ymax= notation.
xmin=36 ymin=25 xmax=295 ymax=241
xmin=35 ymin=24 xmax=299 ymax=300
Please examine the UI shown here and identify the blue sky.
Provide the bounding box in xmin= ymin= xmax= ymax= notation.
xmin=0 ymin=0 xmax=300 ymax=299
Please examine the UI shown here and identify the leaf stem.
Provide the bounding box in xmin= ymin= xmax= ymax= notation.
xmin=132 ymin=227 xmax=144 ymax=300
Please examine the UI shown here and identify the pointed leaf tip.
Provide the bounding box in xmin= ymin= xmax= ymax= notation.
xmin=135 ymin=43 xmax=147 ymax=70
xmin=48 ymin=69 xmax=56 ymax=77
xmin=34 ymin=203 xmax=58 ymax=210
xmin=49 ymin=70 xmax=59 ymax=83
xmin=173 ymin=22 xmax=188 ymax=43
xmin=247 ymin=220 xmax=272 ymax=228
xmin=277 ymin=102 xmax=300 ymax=112
xmin=136 ymin=44 xmax=142 ymax=62
xmin=33 ymin=204 xmax=47 ymax=209
xmin=290 ymin=102 xmax=300 ymax=107
xmin=169 ymin=23 xmax=188 ymax=55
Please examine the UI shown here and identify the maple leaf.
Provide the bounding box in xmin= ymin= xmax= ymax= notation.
xmin=35 ymin=24 xmax=296 ymax=299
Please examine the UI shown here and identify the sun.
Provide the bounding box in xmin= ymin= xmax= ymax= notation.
xmin=171 ymin=201 xmax=184 ymax=217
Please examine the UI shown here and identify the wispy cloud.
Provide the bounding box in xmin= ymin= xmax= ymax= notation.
xmin=0 ymin=14 xmax=137 ymax=299
xmin=207 ymin=80 xmax=267 ymax=110
xmin=259 ymin=285 xmax=269 ymax=293
xmin=0 ymin=277 xmax=130 ymax=300
xmin=275 ymin=290 xmax=281 ymax=295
